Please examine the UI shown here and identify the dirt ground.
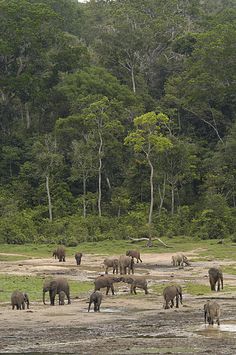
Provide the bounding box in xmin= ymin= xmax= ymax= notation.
xmin=0 ymin=250 xmax=236 ymax=354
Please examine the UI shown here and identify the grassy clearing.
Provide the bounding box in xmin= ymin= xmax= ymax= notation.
xmin=1 ymin=237 xmax=236 ymax=260
xmin=0 ymin=274 xmax=93 ymax=303
xmin=0 ymin=255 xmax=28 ymax=262
xmin=222 ymin=265 xmax=236 ymax=275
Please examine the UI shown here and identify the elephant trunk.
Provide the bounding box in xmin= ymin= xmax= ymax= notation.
xmin=43 ymin=290 xmax=46 ymax=305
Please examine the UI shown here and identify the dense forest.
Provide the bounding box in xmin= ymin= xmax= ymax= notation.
xmin=1 ymin=0 xmax=236 ymax=245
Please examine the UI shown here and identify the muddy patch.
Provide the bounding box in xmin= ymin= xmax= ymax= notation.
xmin=1 ymin=251 xmax=236 ymax=354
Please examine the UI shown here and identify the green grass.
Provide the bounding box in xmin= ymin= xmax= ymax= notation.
xmin=0 ymin=274 xmax=93 ymax=303
xmin=1 ymin=238 xmax=236 ymax=259
xmin=183 ymin=283 xmax=211 ymax=296
xmin=222 ymin=265 xmax=236 ymax=275
xmin=0 ymin=255 xmax=28 ymax=262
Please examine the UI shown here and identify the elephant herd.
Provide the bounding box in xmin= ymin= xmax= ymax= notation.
xmin=10 ymin=247 xmax=224 ymax=325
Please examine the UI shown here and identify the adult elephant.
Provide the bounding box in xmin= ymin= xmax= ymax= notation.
xmin=43 ymin=277 xmax=70 ymax=306
xmin=119 ymin=255 xmax=134 ymax=275
xmin=208 ymin=267 xmax=223 ymax=291
xmin=52 ymin=246 xmax=66 ymax=262
xmin=163 ymin=285 xmax=183 ymax=309
xmin=103 ymin=257 xmax=119 ymax=274
xmin=94 ymin=275 xmax=121 ymax=295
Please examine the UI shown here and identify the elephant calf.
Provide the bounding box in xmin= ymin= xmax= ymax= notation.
xmin=103 ymin=257 xmax=119 ymax=274
xmin=94 ymin=275 xmax=121 ymax=295
xmin=172 ymin=254 xmax=190 ymax=267
xmin=11 ymin=291 xmax=29 ymax=310
xmin=208 ymin=267 xmax=223 ymax=291
xmin=88 ymin=291 xmax=103 ymax=312
xmin=75 ymin=252 xmax=83 ymax=266
xmin=204 ymin=300 xmax=220 ymax=325
xmin=126 ymin=250 xmax=142 ymax=263
xmin=163 ymin=285 xmax=183 ymax=309
xmin=121 ymin=275 xmax=148 ymax=295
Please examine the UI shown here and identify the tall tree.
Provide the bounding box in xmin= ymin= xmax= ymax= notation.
xmin=33 ymin=135 xmax=63 ymax=222
xmin=125 ymin=112 xmax=172 ymax=238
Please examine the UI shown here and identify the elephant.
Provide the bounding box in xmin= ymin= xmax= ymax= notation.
xmin=52 ymin=246 xmax=66 ymax=262
xmin=43 ymin=277 xmax=70 ymax=306
xmin=75 ymin=252 xmax=83 ymax=266
xmin=204 ymin=300 xmax=220 ymax=325
xmin=59 ymin=290 xmax=66 ymax=305
xmin=11 ymin=291 xmax=29 ymax=310
xmin=119 ymin=255 xmax=134 ymax=275
xmin=88 ymin=291 xmax=103 ymax=312
xmin=103 ymin=257 xmax=119 ymax=274
xmin=121 ymin=275 xmax=148 ymax=295
xmin=171 ymin=254 xmax=190 ymax=267
xmin=94 ymin=275 xmax=121 ymax=295
xmin=163 ymin=285 xmax=183 ymax=309
xmin=208 ymin=267 xmax=223 ymax=291
xmin=126 ymin=250 xmax=142 ymax=263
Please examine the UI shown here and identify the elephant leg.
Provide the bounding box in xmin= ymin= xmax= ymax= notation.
xmin=144 ymin=287 xmax=148 ymax=295
xmin=217 ymin=280 xmax=220 ymax=291
xmin=22 ymin=302 xmax=25 ymax=310
xmin=165 ymin=300 xmax=169 ymax=309
xmin=49 ymin=290 xmax=55 ymax=305
xmin=88 ymin=301 xmax=92 ymax=312
xmin=130 ymin=285 xmax=134 ymax=294
xmin=106 ymin=286 xmax=110 ymax=295
xmin=133 ymin=286 xmax=137 ymax=295
xmin=111 ymin=284 xmax=115 ymax=295
xmin=137 ymin=259 xmax=139 ymax=263
xmin=170 ymin=299 xmax=174 ymax=308
xmin=176 ymin=295 xmax=179 ymax=308
xmin=210 ymin=279 xmax=215 ymax=291
xmin=140 ymin=258 xmax=143 ymax=263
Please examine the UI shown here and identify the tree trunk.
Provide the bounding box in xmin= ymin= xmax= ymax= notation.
xmin=98 ymin=131 xmax=103 ymax=218
xmin=83 ymin=174 xmax=87 ymax=218
xmin=158 ymin=175 xmax=166 ymax=215
xmin=131 ymin=66 xmax=136 ymax=94
xmin=25 ymin=102 xmax=30 ymax=129
xmin=147 ymin=154 xmax=154 ymax=227
xmin=46 ymin=175 xmax=52 ymax=222
xmin=171 ymin=183 xmax=175 ymax=216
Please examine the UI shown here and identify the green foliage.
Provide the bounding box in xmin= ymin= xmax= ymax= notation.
xmin=0 ymin=0 xmax=236 ymax=244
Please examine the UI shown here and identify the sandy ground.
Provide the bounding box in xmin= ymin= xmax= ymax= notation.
xmin=0 ymin=250 xmax=236 ymax=354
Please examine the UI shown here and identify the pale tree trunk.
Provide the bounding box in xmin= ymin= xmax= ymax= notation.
xmin=98 ymin=131 xmax=103 ymax=218
xmin=147 ymin=154 xmax=154 ymax=226
xmin=158 ymin=175 xmax=166 ymax=215
xmin=171 ymin=183 xmax=175 ymax=216
xmin=46 ymin=175 xmax=52 ymax=222
xmin=146 ymin=145 xmax=154 ymax=246
xmin=131 ymin=66 xmax=136 ymax=94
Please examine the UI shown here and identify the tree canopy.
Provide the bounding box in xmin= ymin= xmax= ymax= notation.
xmin=0 ymin=0 xmax=236 ymax=244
